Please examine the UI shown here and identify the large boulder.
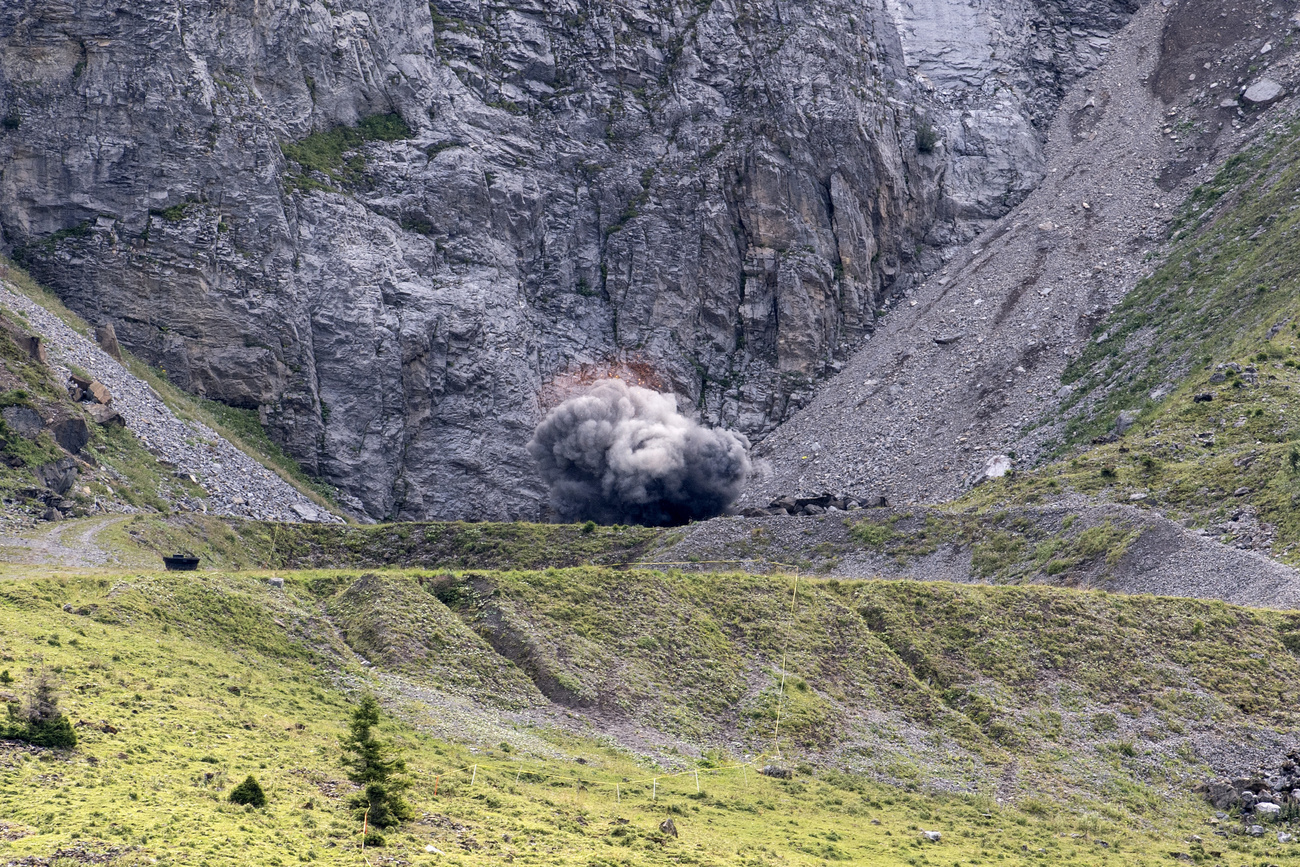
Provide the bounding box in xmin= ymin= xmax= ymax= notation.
xmin=983 ymin=455 xmax=1013 ymax=480
xmin=1243 ymin=79 xmax=1286 ymax=106
xmin=87 ymin=404 xmax=124 ymax=427
xmin=0 ymin=319 xmax=46 ymax=364
xmin=1 ymin=405 xmax=43 ymax=438
xmin=95 ymin=322 xmax=123 ymax=360
xmin=36 ymin=457 xmax=78 ymax=495
xmin=69 ymin=373 xmax=112 ymax=405
xmin=1205 ymin=780 xmax=1241 ymax=810
xmin=50 ymin=416 xmax=90 ymax=454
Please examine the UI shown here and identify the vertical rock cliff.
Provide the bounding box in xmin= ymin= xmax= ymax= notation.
xmin=0 ymin=0 xmax=1139 ymax=519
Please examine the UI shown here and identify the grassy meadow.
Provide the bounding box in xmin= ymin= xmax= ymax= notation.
xmin=0 ymin=566 xmax=1296 ymax=865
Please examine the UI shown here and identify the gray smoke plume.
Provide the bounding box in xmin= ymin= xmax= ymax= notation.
xmin=527 ymin=379 xmax=752 ymax=526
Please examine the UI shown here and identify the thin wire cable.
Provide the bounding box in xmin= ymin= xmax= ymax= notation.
xmin=770 ymin=569 xmax=800 ymax=760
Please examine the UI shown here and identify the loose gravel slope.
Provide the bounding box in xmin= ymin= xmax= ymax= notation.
xmin=745 ymin=0 xmax=1300 ymax=508
xmin=1 ymin=282 xmax=341 ymax=524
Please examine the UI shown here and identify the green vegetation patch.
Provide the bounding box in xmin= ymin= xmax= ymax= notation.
xmin=118 ymin=516 xmax=664 ymax=572
xmin=846 ymin=509 xmax=1140 ymax=584
xmin=280 ymin=113 xmax=413 ymax=191
xmin=322 ymin=572 xmax=541 ymax=706
xmin=11 ymin=220 xmax=93 ymax=264
xmin=0 ymin=568 xmax=1296 ymax=864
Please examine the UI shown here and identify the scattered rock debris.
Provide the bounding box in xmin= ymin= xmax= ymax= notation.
xmin=0 ymin=284 xmax=340 ymax=525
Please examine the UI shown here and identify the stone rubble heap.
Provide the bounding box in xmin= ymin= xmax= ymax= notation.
xmin=1 ymin=283 xmax=340 ymax=524
xmin=1202 ymin=753 xmax=1300 ymax=841
xmin=740 ymin=492 xmax=883 ymax=518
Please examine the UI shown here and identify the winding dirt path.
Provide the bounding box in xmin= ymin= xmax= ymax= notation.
xmin=0 ymin=516 xmax=135 ymax=569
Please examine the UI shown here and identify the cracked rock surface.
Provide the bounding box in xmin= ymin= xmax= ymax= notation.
xmin=0 ymin=0 xmax=1140 ymax=520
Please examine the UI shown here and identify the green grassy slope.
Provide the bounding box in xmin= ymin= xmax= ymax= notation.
xmin=972 ymin=117 xmax=1300 ymax=561
xmin=110 ymin=514 xmax=664 ymax=572
xmin=428 ymin=567 xmax=1300 ymax=752
xmin=1 ymin=568 xmax=1297 ymax=865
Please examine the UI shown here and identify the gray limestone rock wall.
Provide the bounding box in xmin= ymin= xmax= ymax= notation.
xmin=0 ymin=0 xmax=1139 ymax=520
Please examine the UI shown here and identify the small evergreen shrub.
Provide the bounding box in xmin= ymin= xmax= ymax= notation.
xmin=23 ymin=714 xmax=76 ymax=748
xmin=2 ymin=667 xmax=76 ymax=748
xmin=916 ymin=122 xmax=939 ymax=154
xmin=229 ymin=775 xmax=267 ymax=807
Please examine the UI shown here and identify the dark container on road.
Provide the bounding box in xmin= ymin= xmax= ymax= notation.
xmin=163 ymin=553 xmax=199 ymax=571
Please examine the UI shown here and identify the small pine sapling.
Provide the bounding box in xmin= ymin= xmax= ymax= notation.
xmin=229 ymin=775 xmax=267 ymax=807
xmin=5 ymin=667 xmax=77 ymax=748
xmin=340 ymin=694 xmax=413 ymax=828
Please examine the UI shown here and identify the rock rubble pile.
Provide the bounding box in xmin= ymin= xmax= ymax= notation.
xmin=1 ymin=284 xmax=340 ymax=524
xmin=1202 ymin=754 xmax=1300 ymax=840
xmin=740 ymin=492 xmax=884 ymax=518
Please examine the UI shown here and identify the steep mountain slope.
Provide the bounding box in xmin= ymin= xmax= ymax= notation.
xmin=957 ymin=109 xmax=1300 ymax=563
xmin=747 ymin=0 xmax=1300 ymax=507
xmin=0 ymin=0 xmax=1139 ymax=521
xmin=0 ymin=264 xmax=341 ymax=531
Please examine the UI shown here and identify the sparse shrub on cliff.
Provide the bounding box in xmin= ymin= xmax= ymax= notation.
xmin=280 ymin=113 xmax=413 ymax=190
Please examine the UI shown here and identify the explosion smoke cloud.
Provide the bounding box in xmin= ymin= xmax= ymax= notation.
xmin=528 ymin=379 xmax=752 ymax=526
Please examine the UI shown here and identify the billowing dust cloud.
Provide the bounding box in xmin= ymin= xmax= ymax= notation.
xmin=527 ymin=379 xmax=752 ymax=526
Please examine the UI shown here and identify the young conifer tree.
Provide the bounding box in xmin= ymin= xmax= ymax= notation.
xmin=339 ymin=694 xmax=413 ymax=827
xmin=10 ymin=666 xmax=76 ymax=748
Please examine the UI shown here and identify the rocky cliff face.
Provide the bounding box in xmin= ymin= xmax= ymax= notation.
xmin=0 ymin=0 xmax=1138 ymax=520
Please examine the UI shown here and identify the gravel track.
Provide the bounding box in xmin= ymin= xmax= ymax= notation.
xmin=0 ymin=516 xmax=126 ymax=568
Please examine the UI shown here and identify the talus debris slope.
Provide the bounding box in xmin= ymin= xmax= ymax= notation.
xmin=746 ymin=0 xmax=1300 ymax=508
